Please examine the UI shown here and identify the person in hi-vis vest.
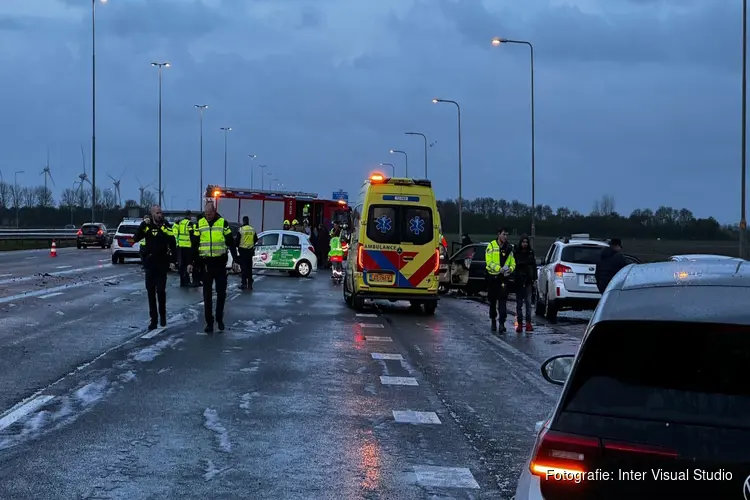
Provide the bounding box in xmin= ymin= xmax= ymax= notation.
xmin=237 ymin=216 xmax=258 ymax=290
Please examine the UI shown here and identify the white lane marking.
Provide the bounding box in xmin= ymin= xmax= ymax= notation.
xmin=380 ymin=376 xmax=418 ymax=386
xmin=0 ymin=274 xmax=11 ymax=278
xmin=0 ymin=272 xmax=131 ymax=305
xmin=39 ymin=292 xmax=64 ymax=299
xmin=0 ymin=263 xmax=115 ymax=286
xmin=141 ymin=327 xmax=167 ymax=339
xmin=358 ymin=323 xmax=384 ymax=328
xmin=129 ymin=290 xmax=142 ymax=295
xmin=393 ymin=410 xmax=441 ymax=424
xmin=371 ymin=353 xmax=403 ymax=361
xmin=413 ymin=466 xmax=480 ymax=489
xmin=55 ymin=265 xmax=72 ymax=269
xmin=364 ymin=336 xmax=392 ymax=342
xmin=356 ymin=313 xmax=378 ymax=317
xmin=0 ymin=395 xmax=55 ymax=431
xmin=24 ymin=257 xmax=38 ymax=260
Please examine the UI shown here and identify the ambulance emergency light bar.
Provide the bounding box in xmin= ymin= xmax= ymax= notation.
xmin=368 ymin=173 xmax=431 ymax=187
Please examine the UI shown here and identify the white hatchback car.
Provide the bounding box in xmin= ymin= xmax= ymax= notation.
xmin=111 ymin=218 xmax=143 ymax=264
xmin=227 ymin=229 xmax=317 ymax=277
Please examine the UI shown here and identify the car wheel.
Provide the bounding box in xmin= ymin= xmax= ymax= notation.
xmin=544 ymin=292 xmax=558 ymax=323
xmin=352 ymin=294 xmax=365 ymax=311
xmin=424 ymin=301 xmax=437 ymax=315
xmin=535 ymin=289 xmax=546 ymax=316
xmin=296 ymin=260 xmax=312 ymax=278
xmin=111 ymin=254 xmax=118 ymax=264
xmin=438 ymin=284 xmax=448 ymax=295
xmin=76 ymin=242 xmax=82 ymax=249
xmin=343 ymin=275 xmax=354 ymax=307
xmin=119 ymin=257 xmax=125 ymax=264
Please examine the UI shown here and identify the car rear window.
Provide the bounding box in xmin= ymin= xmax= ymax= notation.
xmin=561 ymin=245 xmax=602 ymax=264
xmin=366 ymin=205 xmax=433 ymax=245
xmin=562 ymin=321 xmax=750 ymax=428
xmin=81 ymin=224 xmax=101 ymax=234
xmin=117 ymin=225 xmax=140 ymax=235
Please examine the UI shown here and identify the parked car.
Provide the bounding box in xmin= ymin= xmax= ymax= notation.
xmin=111 ymin=218 xmax=143 ymax=264
xmin=515 ymin=259 xmax=750 ymax=500
xmin=76 ymin=222 xmax=112 ymax=249
xmin=536 ymin=234 xmax=640 ymax=322
xmin=226 ymin=229 xmax=317 ymax=278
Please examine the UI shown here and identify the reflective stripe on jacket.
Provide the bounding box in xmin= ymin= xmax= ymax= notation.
xmin=196 ymin=217 xmax=230 ymax=257
xmin=239 ymin=224 xmax=256 ymax=249
xmin=485 ymin=240 xmax=516 ymax=275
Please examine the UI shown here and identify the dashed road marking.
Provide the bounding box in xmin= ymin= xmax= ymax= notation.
xmin=358 ymin=323 xmax=384 ymax=328
xmin=0 ymin=395 xmax=55 ymax=431
xmin=141 ymin=327 xmax=167 ymax=339
xmin=393 ymin=410 xmax=441 ymax=424
xmin=0 ymin=274 xmax=11 ymax=278
xmin=356 ymin=313 xmax=378 ymax=317
xmin=371 ymin=353 xmax=403 ymax=361
xmin=55 ymin=265 xmax=72 ymax=269
xmin=380 ymin=376 xmax=418 ymax=386
xmin=40 ymin=292 xmax=64 ymax=299
xmin=413 ymin=466 xmax=480 ymax=489
xmin=364 ymin=336 xmax=392 ymax=342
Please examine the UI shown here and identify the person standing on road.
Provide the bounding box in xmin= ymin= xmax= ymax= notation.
xmin=237 ymin=215 xmax=257 ymax=290
xmin=513 ymin=234 xmax=536 ymax=333
xmin=172 ymin=210 xmax=195 ymax=287
xmin=188 ymin=201 xmax=239 ymax=334
xmin=485 ymin=228 xmax=516 ymax=334
xmin=595 ymin=238 xmax=628 ymax=294
xmin=132 ymin=205 xmax=176 ymax=330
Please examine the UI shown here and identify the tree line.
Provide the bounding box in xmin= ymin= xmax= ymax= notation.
xmin=0 ymin=181 xmax=734 ymax=241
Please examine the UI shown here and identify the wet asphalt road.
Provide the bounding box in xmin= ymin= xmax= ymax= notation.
xmin=0 ymin=248 xmax=590 ymax=499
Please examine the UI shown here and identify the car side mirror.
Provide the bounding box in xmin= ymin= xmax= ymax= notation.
xmin=541 ymin=354 xmax=575 ymax=386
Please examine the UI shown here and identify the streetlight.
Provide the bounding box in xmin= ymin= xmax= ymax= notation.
xmin=151 ymin=61 xmax=170 ymax=205
xmin=380 ymin=162 xmax=395 ymax=177
xmin=195 ymin=104 xmax=208 ymax=208
xmin=742 ymin=0 xmax=748 ymax=258
xmin=14 ymin=170 xmax=24 ymax=228
xmin=492 ymin=37 xmax=537 ymax=250
xmin=220 ymin=127 xmax=232 ymax=185
xmin=389 ymin=149 xmax=408 ymax=176
xmin=248 ymin=154 xmax=257 ymax=188
xmin=91 ymin=0 xmax=107 ymax=223
xmin=259 ymin=164 xmax=267 ymax=190
xmin=432 ymin=98 xmax=464 ymax=237
xmin=405 ymin=132 xmax=428 ymax=178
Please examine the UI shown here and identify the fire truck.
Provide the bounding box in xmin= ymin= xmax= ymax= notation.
xmin=205 ymin=185 xmax=351 ymax=232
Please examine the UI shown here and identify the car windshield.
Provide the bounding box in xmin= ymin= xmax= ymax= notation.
xmin=561 ymin=245 xmax=603 ymax=264
xmin=562 ymin=321 xmax=750 ymax=428
xmin=117 ymin=225 xmax=140 ymax=235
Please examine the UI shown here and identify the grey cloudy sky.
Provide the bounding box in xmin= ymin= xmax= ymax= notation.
xmin=0 ymin=0 xmax=742 ymax=221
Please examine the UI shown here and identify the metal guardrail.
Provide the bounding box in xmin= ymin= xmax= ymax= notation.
xmin=0 ymin=229 xmax=116 ymax=241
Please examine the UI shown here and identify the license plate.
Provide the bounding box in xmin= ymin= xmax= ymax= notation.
xmin=584 ymin=275 xmax=597 ymax=284
xmin=369 ymin=272 xmax=394 ymax=283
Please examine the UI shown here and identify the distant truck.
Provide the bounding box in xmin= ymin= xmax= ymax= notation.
xmin=205 ymin=185 xmax=351 ymax=232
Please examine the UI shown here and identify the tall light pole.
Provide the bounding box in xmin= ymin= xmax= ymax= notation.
xmin=14 ymin=170 xmax=24 ymax=228
xmin=742 ymin=1 xmax=748 ymax=258
xmin=259 ymin=164 xmax=267 ymax=190
xmin=492 ymin=37 xmax=536 ymax=251
xmin=405 ymin=132 xmax=428 ymax=178
xmin=380 ymin=162 xmax=395 ymax=176
xmin=389 ymin=149 xmax=408 ymax=176
xmin=220 ymin=127 xmax=232 ymax=185
xmin=195 ymin=104 xmax=208 ymax=208
xmin=432 ymin=98 xmax=464 ymax=238
xmin=247 ymin=154 xmax=257 ymax=188
xmin=91 ymin=0 xmax=107 ymax=223
xmin=151 ymin=61 xmax=170 ymax=206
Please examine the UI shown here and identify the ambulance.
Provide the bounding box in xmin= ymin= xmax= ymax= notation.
xmin=343 ymin=173 xmax=441 ymax=314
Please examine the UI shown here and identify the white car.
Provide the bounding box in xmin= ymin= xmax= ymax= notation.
xmin=111 ymin=218 xmax=143 ymax=264
xmin=668 ymin=253 xmax=740 ymax=262
xmin=227 ymin=229 xmax=317 ymax=277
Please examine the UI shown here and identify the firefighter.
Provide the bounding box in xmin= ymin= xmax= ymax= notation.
xmin=291 ymin=219 xmax=304 ymax=232
xmin=237 ymin=215 xmax=257 ymax=290
xmin=172 ymin=210 xmax=195 ymax=287
xmin=485 ymin=227 xmax=516 ymax=333
xmin=283 ymin=219 xmax=291 ymax=230
xmin=132 ymin=205 xmax=176 ymax=330
xmin=187 ymin=201 xmax=239 ymax=334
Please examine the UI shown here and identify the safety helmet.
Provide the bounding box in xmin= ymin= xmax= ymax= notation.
xmin=283 ymin=219 xmax=290 ymax=225
xmin=292 ymin=219 xmax=299 ymax=225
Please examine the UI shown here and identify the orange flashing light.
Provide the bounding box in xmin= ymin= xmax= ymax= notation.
xmin=370 ymin=173 xmax=385 ymax=183
xmin=337 ymin=199 xmax=347 ymax=205
xmin=213 ymin=190 xmax=221 ymax=197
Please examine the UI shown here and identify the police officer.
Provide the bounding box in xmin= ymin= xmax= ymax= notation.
xmin=485 ymin=227 xmax=516 ymax=333
xmin=188 ymin=201 xmax=239 ymax=334
xmin=172 ymin=210 xmax=195 ymax=287
xmin=237 ymin=215 xmax=257 ymax=290
xmin=132 ymin=205 xmax=176 ymax=330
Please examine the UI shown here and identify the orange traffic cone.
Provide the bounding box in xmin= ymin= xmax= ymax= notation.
xmin=50 ymin=240 xmax=57 ymax=257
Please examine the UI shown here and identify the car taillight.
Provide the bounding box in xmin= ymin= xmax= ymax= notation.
xmin=432 ymin=249 xmax=440 ymax=274
xmin=554 ymin=263 xmax=572 ymax=277
xmin=97 ymin=229 xmax=103 ymax=235
xmin=77 ymin=229 xmax=82 ymax=236
xmin=308 ymin=246 xmax=315 ymax=253
xmin=356 ymin=242 xmax=364 ymax=272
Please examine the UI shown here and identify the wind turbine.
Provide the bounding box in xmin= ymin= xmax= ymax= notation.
xmin=108 ymin=167 xmax=126 ymax=207
xmin=40 ymin=149 xmax=55 ymax=199
xmin=135 ymin=174 xmax=153 ymax=207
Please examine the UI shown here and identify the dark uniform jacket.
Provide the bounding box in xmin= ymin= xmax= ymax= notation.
xmin=133 ymin=220 xmax=176 ymax=269
xmin=595 ymin=247 xmax=628 ymax=293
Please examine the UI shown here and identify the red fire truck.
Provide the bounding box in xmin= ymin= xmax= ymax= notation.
xmin=205 ymin=185 xmax=351 ymax=232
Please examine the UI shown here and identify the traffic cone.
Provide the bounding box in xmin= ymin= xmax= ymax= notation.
xmin=50 ymin=240 xmax=57 ymax=257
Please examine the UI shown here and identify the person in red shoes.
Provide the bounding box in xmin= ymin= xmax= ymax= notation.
xmin=513 ymin=234 xmax=536 ymax=333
